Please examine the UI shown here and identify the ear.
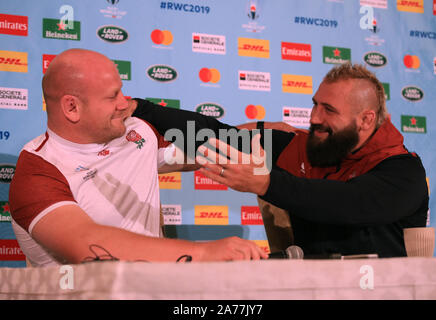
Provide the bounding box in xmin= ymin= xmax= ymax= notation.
xmin=60 ymin=95 xmax=82 ymax=123
xmin=358 ymin=109 xmax=376 ymax=131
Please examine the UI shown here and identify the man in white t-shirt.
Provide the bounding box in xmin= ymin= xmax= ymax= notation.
xmin=9 ymin=48 xmax=267 ymax=266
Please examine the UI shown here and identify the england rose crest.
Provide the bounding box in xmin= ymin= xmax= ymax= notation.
xmin=126 ymin=130 xmax=145 ymax=149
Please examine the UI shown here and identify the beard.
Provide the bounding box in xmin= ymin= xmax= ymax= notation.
xmin=306 ymin=121 xmax=359 ymax=167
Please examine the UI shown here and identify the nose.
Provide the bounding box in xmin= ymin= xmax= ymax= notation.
xmin=310 ymin=105 xmax=323 ymax=126
xmin=117 ymin=91 xmax=129 ymax=110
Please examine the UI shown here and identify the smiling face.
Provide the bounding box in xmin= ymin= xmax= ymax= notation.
xmin=43 ymin=49 xmax=130 ymax=144
xmin=307 ymin=80 xmax=361 ymax=167
xmin=78 ymin=59 xmax=129 ymax=144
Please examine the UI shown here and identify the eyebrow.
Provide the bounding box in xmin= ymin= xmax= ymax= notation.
xmin=312 ymin=97 xmax=339 ymax=113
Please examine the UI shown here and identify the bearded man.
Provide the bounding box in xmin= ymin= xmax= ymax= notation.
xmin=131 ymin=63 xmax=429 ymax=257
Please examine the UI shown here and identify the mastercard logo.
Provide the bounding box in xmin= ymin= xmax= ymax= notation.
xmin=199 ymin=67 xmax=220 ymax=83
xmin=403 ymin=55 xmax=420 ymax=69
xmin=150 ymin=29 xmax=173 ymax=45
xmin=245 ymin=104 xmax=265 ymax=120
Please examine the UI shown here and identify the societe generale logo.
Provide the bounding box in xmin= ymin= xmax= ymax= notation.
xmin=194 ymin=205 xmax=229 ymax=225
xmin=282 ymin=74 xmax=313 ymax=94
xmin=0 ymin=13 xmax=28 ymax=36
xmin=238 ymin=37 xmax=270 ymax=58
xmin=0 ymin=50 xmax=28 ymax=73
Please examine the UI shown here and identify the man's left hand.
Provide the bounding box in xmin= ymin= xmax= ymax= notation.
xmin=196 ymin=134 xmax=270 ymax=196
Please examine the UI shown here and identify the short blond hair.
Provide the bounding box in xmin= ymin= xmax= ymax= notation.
xmin=323 ymin=63 xmax=388 ymax=128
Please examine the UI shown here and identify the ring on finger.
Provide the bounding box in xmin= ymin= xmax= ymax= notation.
xmin=219 ymin=167 xmax=225 ymax=177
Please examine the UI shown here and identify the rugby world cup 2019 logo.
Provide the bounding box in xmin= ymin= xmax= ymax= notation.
xmin=247 ymin=0 xmax=259 ymax=20
xmin=243 ymin=0 xmax=265 ymax=33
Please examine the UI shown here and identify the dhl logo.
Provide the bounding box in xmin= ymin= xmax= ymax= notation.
xmin=199 ymin=212 xmax=224 ymax=218
xmin=252 ymin=240 xmax=270 ymax=254
xmin=397 ymin=0 xmax=424 ymax=13
xmin=194 ymin=205 xmax=228 ymax=225
xmin=158 ymin=172 xmax=181 ymax=189
xmin=241 ymin=44 xmax=267 ymax=52
xmin=282 ymin=74 xmax=313 ymax=94
xmin=238 ymin=38 xmax=270 ymax=59
xmin=0 ymin=50 xmax=28 ymax=73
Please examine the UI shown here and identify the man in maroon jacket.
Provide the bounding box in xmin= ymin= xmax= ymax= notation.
xmin=132 ymin=63 xmax=429 ymax=258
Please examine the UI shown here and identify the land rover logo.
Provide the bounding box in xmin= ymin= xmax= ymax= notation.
xmin=402 ymin=86 xmax=424 ymax=102
xmin=364 ymin=52 xmax=387 ymax=67
xmin=97 ymin=26 xmax=128 ymax=43
xmin=195 ymin=103 xmax=225 ymax=119
xmin=0 ymin=164 xmax=15 ymax=183
xmin=147 ymin=65 xmax=177 ymax=82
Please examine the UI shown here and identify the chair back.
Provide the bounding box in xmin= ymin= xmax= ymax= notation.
xmin=404 ymin=227 xmax=435 ymax=257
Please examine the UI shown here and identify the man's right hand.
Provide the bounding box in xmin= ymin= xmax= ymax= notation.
xmin=197 ymin=236 xmax=268 ymax=261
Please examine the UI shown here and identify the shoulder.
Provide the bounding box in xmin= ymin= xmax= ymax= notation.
xmin=374 ymin=153 xmax=426 ymax=176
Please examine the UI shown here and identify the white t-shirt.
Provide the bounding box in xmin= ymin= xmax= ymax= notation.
xmin=10 ymin=117 xmax=173 ymax=267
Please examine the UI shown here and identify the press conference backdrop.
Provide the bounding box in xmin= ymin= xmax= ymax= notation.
xmin=0 ymin=0 xmax=435 ymax=267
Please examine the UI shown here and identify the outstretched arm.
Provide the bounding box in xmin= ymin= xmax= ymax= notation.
xmin=31 ymin=204 xmax=268 ymax=263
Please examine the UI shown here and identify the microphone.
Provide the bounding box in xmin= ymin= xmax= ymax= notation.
xmin=268 ymin=245 xmax=379 ymax=260
xmin=268 ymin=245 xmax=304 ymax=259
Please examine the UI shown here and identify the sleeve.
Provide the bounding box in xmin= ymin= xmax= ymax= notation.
xmin=132 ymin=98 xmax=294 ymax=164
xmin=260 ymin=154 xmax=429 ymax=226
xmin=8 ymin=150 xmax=77 ymax=234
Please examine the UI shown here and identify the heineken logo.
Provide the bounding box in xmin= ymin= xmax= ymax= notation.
xmin=382 ymin=83 xmax=390 ymax=101
xmin=113 ymin=60 xmax=131 ymax=80
xmin=42 ymin=18 xmax=81 ymax=41
xmin=0 ymin=201 xmax=11 ymax=222
xmin=322 ymin=46 xmax=351 ymax=64
xmin=401 ymin=115 xmax=426 ymax=134
xmin=364 ymin=52 xmax=387 ymax=67
xmin=0 ymin=164 xmax=15 ymax=183
xmin=402 ymin=86 xmax=423 ymax=102
xmin=97 ymin=25 xmax=128 ymax=43
xmin=195 ymin=103 xmax=225 ymax=119
xmin=146 ymin=97 xmax=180 ymax=109
xmin=147 ymin=65 xmax=177 ymax=82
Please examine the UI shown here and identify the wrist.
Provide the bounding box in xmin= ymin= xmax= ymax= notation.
xmin=255 ymin=173 xmax=270 ymax=196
